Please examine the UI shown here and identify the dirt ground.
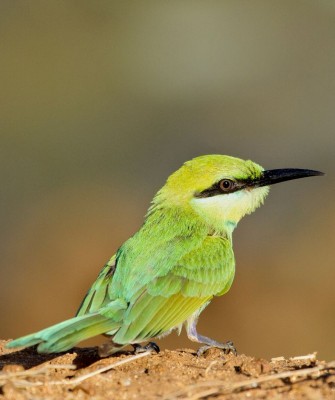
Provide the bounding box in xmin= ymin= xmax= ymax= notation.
xmin=0 ymin=340 xmax=334 ymax=399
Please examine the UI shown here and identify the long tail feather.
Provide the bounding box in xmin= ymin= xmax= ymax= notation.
xmin=6 ymin=313 xmax=120 ymax=353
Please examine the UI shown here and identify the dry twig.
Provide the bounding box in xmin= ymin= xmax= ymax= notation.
xmin=166 ymin=360 xmax=335 ymax=400
xmin=0 ymin=364 xmax=75 ymax=382
xmin=1 ymin=351 xmax=152 ymax=388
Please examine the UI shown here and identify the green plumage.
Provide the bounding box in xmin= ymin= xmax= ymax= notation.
xmin=7 ymin=155 xmax=320 ymax=354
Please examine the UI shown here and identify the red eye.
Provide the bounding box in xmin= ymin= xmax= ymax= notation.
xmin=219 ymin=179 xmax=234 ymax=192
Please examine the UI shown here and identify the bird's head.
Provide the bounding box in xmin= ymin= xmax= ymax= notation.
xmin=151 ymin=155 xmax=323 ymax=234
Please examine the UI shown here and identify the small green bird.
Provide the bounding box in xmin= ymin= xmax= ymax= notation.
xmin=7 ymin=155 xmax=323 ymax=355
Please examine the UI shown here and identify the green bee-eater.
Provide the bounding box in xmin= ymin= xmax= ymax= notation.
xmin=7 ymin=155 xmax=323 ymax=355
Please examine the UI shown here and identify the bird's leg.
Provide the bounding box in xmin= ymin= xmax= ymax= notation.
xmin=132 ymin=342 xmax=160 ymax=354
xmin=186 ymin=316 xmax=237 ymax=356
xmin=98 ymin=341 xmax=128 ymax=357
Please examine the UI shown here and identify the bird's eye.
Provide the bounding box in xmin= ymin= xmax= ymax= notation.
xmin=219 ymin=179 xmax=235 ymax=192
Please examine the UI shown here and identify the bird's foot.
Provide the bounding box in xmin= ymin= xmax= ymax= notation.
xmin=197 ymin=340 xmax=237 ymax=356
xmin=133 ymin=342 xmax=160 ymax=354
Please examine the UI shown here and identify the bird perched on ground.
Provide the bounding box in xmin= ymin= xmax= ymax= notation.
xmin=7 ymin=155 xmax=323 ymax=356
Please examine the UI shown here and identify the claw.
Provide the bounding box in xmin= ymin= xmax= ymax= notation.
xmin=133 ymin=342 xmax=160 ymax=354
xmin=197 ymin=341 xmax=237 ymax=357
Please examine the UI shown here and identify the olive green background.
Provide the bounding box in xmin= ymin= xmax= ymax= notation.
xmin=1 ymin=1 xmax=334 ymax=360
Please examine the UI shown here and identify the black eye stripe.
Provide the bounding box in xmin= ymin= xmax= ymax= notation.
xmin=195 ymin=179 xmax=247 ymax=198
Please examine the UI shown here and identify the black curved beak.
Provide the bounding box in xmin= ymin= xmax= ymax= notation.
xmin=252 ymin=168 xmax=324 ymax=188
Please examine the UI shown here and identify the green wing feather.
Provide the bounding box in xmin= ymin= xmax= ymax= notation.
xmin=76 ymin=255 xmax=117 ymax=316
xmin=77 ymin=208 xmax=235 ymax=346
xmin=7 ymin=206 xmax=235 ymax=353
xmin=112 ymin=236 xmax=235 ymax=344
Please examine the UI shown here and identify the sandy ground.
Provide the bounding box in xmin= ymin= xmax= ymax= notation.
xmin=0 ymin=340 xmax=334 ymax=399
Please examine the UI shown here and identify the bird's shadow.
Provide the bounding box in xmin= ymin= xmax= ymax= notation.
xmin=0 ymin=345 xmax=110 ymax=370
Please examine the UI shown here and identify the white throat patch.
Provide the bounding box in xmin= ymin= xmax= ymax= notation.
xmin=191 ymin=186 xmax=269 ymax=230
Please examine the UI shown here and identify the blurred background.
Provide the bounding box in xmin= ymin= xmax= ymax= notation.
xmin=1 ymin=1 xmax=334 ymax=360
